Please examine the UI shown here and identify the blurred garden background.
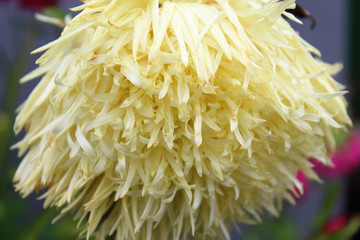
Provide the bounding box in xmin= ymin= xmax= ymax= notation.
xmin=1 ymin=0 xmax=360 ymax=239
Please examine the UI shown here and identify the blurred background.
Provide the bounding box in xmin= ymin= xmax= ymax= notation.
xmin=0 ymin=0 xmax=360 ymax=239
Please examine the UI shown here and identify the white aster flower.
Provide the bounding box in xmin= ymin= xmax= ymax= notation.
xmin=13 ymin=0 xmax=351 ymax=239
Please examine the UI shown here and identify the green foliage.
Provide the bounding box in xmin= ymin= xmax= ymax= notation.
xmin=244 ymin=216 xmax=300 ymax=240
xmin=314 ymin=217 xmax=360 ymax=240
xmin=313 ymin=183 xmax=340 ymax=232
xmin=43 ymin=7 xmax=68 ymax=21
xmin=243 ymin=183 xmax=360 ymax=240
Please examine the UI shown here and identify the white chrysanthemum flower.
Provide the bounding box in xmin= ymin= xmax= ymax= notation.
xmin=14 ymin=0 xmax=351 ymax=239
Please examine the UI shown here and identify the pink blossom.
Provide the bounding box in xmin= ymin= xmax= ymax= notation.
xmin=313 ymin=130 xmax=360 ymax=178
xmin=322 ymin=215 xmax=349 ymax=235
xmin=19 ymin=0 xmax=57 ymax=11
xmin=294 ymin=170 xmax=311 ymax=199
xmin=0 ymin=0 xmax=57 ymax=11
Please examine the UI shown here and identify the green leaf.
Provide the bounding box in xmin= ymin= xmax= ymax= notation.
xmin=43 ymin=7 xmax=68 ymax=20
xmin=0 ymin=112 xmax=10 ymax=135
xmin=313 ymin=183 xmax=339 ymax=232
xmin=0 ymin=201 xmax=5 ymax=220
xmin=331 ymin=128 xmax=348 ymax=148
xmin=243 ymin=216 xmax=300 ymax=240
xmin=18 ymin=209 xmax=57 ymax=240
xmin=42 ymin=213 xmax=78 ymax=240
xmin=314 ymin=217 xmax=360 ymax=240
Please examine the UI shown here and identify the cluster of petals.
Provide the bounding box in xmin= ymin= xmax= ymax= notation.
xmin=13 ymin=0 xmax=351 ymax=239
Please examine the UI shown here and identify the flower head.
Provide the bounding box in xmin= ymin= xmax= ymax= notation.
xmin=13 ymin=0 xmax=351 ymax=239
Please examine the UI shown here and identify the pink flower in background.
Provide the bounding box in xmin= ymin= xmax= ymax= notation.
xmin=294 ymin=170 xmax=311 ymax=199
xmin=322 ymin=215 xmax=349 ymax=235
xmin=0 ymin=0 xmax=57 ymax=11
xmin=312 ymin=130 xmax=360 ymax=178
xmin=294 ymin=129 xmax=360 ymax=200
xmin=19 ymin=0 xmax=57 ymax=11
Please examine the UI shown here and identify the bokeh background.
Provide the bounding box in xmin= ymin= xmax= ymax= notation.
xmin=0 ymin=0 xmax=360 ymax=239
